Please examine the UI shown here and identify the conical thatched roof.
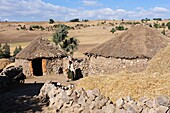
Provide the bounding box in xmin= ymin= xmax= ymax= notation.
xmin=16 ymin=36 xmax=67 ymax=60
xmin=85 ymin=25 xmax=169 ymax=59
xmin=146 ymin=45 xmax=170 ymax=75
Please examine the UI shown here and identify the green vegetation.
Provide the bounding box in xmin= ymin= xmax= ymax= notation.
xmin=110 ymin=28 xmax=116 ymax=33
xmin=29 ymin=25 xmax=45 ymax=31
xmin=161 ymin=29 xmax=166 ymax=35
xmin=166 ymin=22 xmax=170 ymax=30
xmin=115 ymin=26 xmax=125 ymax=31
xmin=141 ymin=18 xmax=150 ymax=23
xmin=153 ymin=18 xmax=162 ymax=21
xmin=53 ymin=24 xmax=79 ymax=56
xmin=154 ymin=23 xmax=160 ymax=28
xmin=82 ymin=19 xmax=89 ymax=22
xmin=69 ymin=18 xmax=80 ymax=22
xmin=49 ymin=19 xmax=55 ymax=24
xmin=13 ymin=45 xmax=22 ymax=56
xmin=0 ymin=43 xmax=10 ymax=58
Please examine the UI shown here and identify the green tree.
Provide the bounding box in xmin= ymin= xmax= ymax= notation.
xmin=166 ymin=22 xmax=170 ymax=30
xmin=110 ymin=28 xmax=116 ymax=33
xmin=13 ymin=45 xmax=22 ymax=56
xmin=49 ymin=19 xmax=55 ymax=24
xmin=0 ymin=43 xmax=3 ymax=58
xmin=53 ymin=25 xmax=79 ymax=56
xmin=2 ymin=43 xmax=10 ymax=58
xmin=69 ymin=18 xmax=80 ymax=22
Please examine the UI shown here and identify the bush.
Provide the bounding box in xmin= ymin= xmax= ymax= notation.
xmin=49 ymin=19 xmax=55 ymax=24
xmin=82 ymin=19 xmax=89 ymax=22
xmin=0 ymin=43 xmax=10 ymax=58
xmin=154 ymin=23 xmax=160 ymax=28
xmin=20 ymin=25 xmax=26 ymax=30
xmin=69 ymin=18 xmax=80 ymax=22
xmin=153 ymin=18 xmax=162 ymax=21
xmin=161 ymin=29 xmax=166 ymax=35
xmin=110 ymin=28 xmax=116 ymax=33
xmin=166 ymin=22 xmax=170 ymax=30
xmin=115 ymin=26 xmax=125 ymax=31
xmin=13 ymin=45 xmax=22 ymax=56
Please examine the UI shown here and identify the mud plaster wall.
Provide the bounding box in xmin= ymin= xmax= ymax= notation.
xmin=15 ymin=59 xmax=33 ymax=77
xmin=88 ymin=56 xmax=148 ymax=75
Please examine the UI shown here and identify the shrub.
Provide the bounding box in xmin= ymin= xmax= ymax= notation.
xmin=161 ymin=29 xmax=166 ymax=35
xmin=154 ymin=23 xmax=160 ymax=28
xmin=110 ymin=28 xmax=116 ymax=33
xmin=49 ymin=19 xmax=55 ymax=24
xmin=82 ymin=19 xmax=89 ymax=22
xmin=166 ymin=22 xmax=170 ymax=30
xmin=153 ymin=18 xmax=162 ymax=21
xmin=69 ymin=18 xmax=80 ymax=22
xmin=13 ymin=45 xmax=22 ymax=56
xmin=115 ymin=26 xmax=125 ymax=31
xmin=1 ymin=43 xmax=10 ymax=58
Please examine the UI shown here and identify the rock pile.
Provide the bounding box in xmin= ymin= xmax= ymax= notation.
xmin=37 ymin=81 xmax=170 ymax=113
xmin=0 ymin=66 xmax=26 ymax=88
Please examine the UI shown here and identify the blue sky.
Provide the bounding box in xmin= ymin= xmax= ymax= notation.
xmin=0 ymin=0 xmax=170 ymax=21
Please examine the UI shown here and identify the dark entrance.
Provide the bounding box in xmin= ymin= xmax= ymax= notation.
xmin=32 ymin=58 xmax=43 ymax=76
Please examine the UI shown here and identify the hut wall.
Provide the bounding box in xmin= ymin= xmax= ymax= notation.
xmin=15 ymin=59 xmax=33 ymax=77
xmin=46 ymin=58 xmax=63 ymax=75
xmin=88 ymin=56 xmax=148 ymax=75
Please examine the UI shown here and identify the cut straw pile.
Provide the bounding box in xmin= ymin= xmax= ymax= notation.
xmin=77 ymin=72 xmax=170 ymax=102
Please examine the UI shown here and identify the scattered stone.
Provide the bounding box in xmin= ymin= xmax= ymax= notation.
xmin=116 ymin=98 xmax=124 ymax=108
xmin=156 ymin=106 xmax=169 ymax=113
xmin=38 ymin=81 xmax=170 ymax=113
xmin=153 ymin=95 xmax=170 ymax=108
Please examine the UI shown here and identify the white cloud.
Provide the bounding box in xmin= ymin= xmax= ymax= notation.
xmin=81 ymin=0 xmax=102 ymax=6
xmin=0 ymin=0 xmax=170 ymax=21
xmin=151 ymin=7 xmax=169 ymax=13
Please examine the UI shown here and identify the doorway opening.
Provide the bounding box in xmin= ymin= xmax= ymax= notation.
xmin=32 ymin=58 xmax=43 ymax=76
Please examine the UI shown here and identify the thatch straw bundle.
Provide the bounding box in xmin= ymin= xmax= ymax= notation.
xmin=77 ymin=73 xmax=170 ymax=102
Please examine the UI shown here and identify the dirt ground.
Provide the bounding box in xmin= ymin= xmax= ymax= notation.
xmin=0 ymin=74 xmax=78 ymax=113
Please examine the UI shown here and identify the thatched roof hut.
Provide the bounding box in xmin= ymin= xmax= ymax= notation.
xmin=15 ymin=36 xmax=67 ymax=77
xmin=84 ymin=25 xmax=170 ymax=75
xmin=146 ymin=44 xmax=170 ymax=75
xmin=85 ymin=25 xmax=169 ymax=59
xmin=16 ymin=37 xmax=67 ymax=59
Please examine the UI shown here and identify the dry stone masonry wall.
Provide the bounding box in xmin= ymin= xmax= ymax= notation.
xmin=88 ymin=56 xmax=148 ymax=75
xmin=37 ymin=81 xmax=170 ymax=113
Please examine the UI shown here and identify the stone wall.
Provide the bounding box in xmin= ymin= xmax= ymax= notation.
xmin=15 ymin=59 xmax=32 ymax=77
xmin=46 ymin=58 xmax=64 ymax=75
xmin=88 ymin=56 xmax=148 ymax=75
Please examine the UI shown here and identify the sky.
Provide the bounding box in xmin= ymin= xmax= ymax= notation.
xmin=0 ymin=0 xmax=170 ymax=21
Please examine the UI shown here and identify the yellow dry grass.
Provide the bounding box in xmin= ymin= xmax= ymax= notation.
xmin=77 ymin=72 xmax=170 ymax=102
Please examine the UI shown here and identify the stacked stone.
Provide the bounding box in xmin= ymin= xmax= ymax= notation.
xmin=0 ymin=66 xmax=25 ymax=88
xmin=38 ymin=81 xmax=170 ymax=113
